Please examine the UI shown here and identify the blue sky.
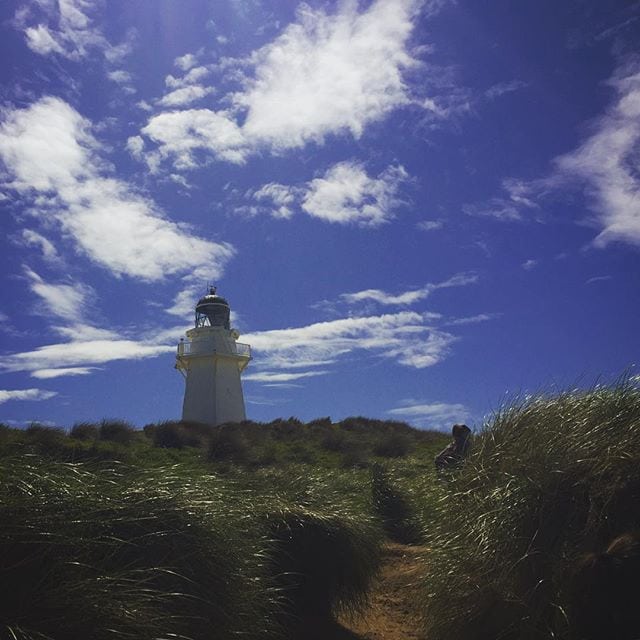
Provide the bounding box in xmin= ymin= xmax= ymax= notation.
xmin=0 ymin=0 xmax=639 ymax=430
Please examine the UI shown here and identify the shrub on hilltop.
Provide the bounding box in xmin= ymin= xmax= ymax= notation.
xmin=70 ymin=422 xmax=99 ymax=440
xmin=99 ymin=419 xmax=135 ymax=445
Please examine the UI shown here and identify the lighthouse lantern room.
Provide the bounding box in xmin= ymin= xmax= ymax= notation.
xmin=176 ymin=287 xmax=251 ymax=425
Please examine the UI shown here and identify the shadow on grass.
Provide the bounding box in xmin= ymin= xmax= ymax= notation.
xmin=291 ymin=617 xmax=366 ymax=640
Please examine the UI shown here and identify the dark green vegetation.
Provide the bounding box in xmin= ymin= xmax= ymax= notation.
xmin=0 ymin=416 xmax=444 ymax=640
xmin=1 ymin=381 xmax=639 ymax=639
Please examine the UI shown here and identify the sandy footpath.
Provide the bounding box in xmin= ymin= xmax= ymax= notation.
xmin=338 ymin=542 xmax=428 ymax=640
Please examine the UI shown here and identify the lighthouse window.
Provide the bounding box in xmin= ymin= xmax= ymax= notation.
xmin=196 ymin=303 xmax=230 ymax=329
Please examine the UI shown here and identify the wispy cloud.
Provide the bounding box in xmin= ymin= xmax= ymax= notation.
xmin=2 ymin=270 xmax=176 ymax=379
xmin=484 ymin=79 xmax=528 ymax=100
xmin=24 ymin=267 xmax=90 ymax=322
xmin=446 ymin=313 xmax=500 ymax=326
xmin=1 ymin=339 xmax=174 ymax=378
xmin=243 ymin=370 xmax=329 ymax=383
xmin=340 ymin=272 xmax=478 ymax=306
xmin=463 ymin=178 xmax=540 ymax=221
xmin=585 ymin=275 xmax=613 ymax=285
xmin=20 ymin=230 xmax=62 ymax=265
xmin=554 ymin=62 xmax=640 ymax=247
xmin=388 ymin=399 xmax=470 ymax=430
xmin=30 ymin=367 xmax=98 ymax=379
xmin=0 ymin=388 xmax=57 ymax=405
xmin=464 ymin=61 xmax=640 ymax=248
xmin=417 ymin=219 xmax=444 ymax=231
xmin=16 ymin=0 xmax=133 ymax=63
xmin=244 ymin=311 xmax=458 ymax=373
xmin=0 ymin=97 xmax=234 ymax=281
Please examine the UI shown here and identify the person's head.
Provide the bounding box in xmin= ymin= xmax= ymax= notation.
xmin=568 ymin=532 xmax=640 ymax=640
xmin=452 ymin=424 xmax=471 ymax=441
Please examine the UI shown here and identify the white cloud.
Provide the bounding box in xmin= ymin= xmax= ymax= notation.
xmin=9 ymin=270 xmax=170 ymax=380
xmin=463 ymin=178 xmax=539 ymax=220
xmin=243 ymin=370 xmax=328 ymax=382
xmin=341 ymin=272 xmax=478 ymax=306
xmin=31 ymin=367 xmax=97 ymax=379
xmin=252 ymin=183 xmax=299 ymax=219
xmin=138 ymin=0 xmax=424 ymax=168
xmin=0 ymin=388 xmax=57 ymax=405
xmin=2 ymin=339 xmax=174 ymax=376
xmin=465 ymin=63 xmax=640 ymax=248
xmin=158 ymin=85 xmax=215 ymax=107
xmin=165 ymin=66 xmax=211 ymax=89
xmin=302 ymin=161 xmax=407 ymax=226
xmin=21 ymin=230 xmax=62 ymax=264
xmin=24 ymin=23 xmax=66 ymax=56
xmin=126 ymin=135 xmax=145 ymax=160
xmin=417 ymin=219 xmax=444 ymax=231
xmin=446 ymin=313 xmax=499 ymax=326
xmin=244 ymin=311 xmax=457 ymax=373
xmin=140 ymin=109 xmax=248 ymax=168
xmin=20 ymin=0 xmax=132 ymax=63
xmin=0 ymin=97 xmax=235 ymax=281
xmin=246 ymin=161 xmax=408 ymax=225
xmin=24 ymin=267 xmax=90 ymax=322
xmin=554 ymin=64 xmax=640 ymax=247
xmin=388 ymin=400 xmax=470 ymax=430
xmin=522 ymin=259 xmax=538 ymax=270
xmin=175 ymin=53 xmax=198 ymax=71
xmin=108 ymin=70 xmax=133 ymax=84
xmin=237 ymin=0 xmax=417 ymax=150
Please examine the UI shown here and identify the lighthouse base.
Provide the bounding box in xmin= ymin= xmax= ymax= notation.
xmin=182 ymin=356 xmax=246 ymax=426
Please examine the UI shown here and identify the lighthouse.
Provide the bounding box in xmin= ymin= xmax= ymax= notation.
xmin=176 ymin=287 xmax=251 ymax=425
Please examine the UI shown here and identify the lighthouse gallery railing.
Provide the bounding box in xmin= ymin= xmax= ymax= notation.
xmin=177 ymin=341 xmax=251 ymax=358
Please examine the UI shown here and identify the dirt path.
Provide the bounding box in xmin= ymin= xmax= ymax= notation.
xmin=338 ymin=542 xmax=428 ymax=640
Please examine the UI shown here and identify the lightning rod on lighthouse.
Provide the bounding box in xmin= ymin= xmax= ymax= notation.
xmin=176 ymin=287 xmax=251 ymax=425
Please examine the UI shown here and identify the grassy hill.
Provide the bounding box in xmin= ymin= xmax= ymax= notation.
xmin=1 ymin=381 xmax=639 ymax=639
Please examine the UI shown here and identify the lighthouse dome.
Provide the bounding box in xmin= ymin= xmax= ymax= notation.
xmin=195 ymin=288 xmax=230 ymax=329
xmin=196 ymin=293 xmax=229 ymax=307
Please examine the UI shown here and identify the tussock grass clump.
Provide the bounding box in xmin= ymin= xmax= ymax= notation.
xmin=98 ymin=419 xmax=135 ymax=444
xmin=373 ymin=431 xmax=413 ymax=458
xmin=265 ymin=502 xmax=382 ymax=629
xmin=0 ymin=457 xmax=272 ymax=640
xmin=208 ymin=423 xmax=253 ymax=463
xmin=423 ymin=382 xmax=640 ymax=640
xmin=70 ymin=421 xmax=99 ymax=440
xmin=148 ymin=420 xmax=211 ymax=449
xmin=24 ymin=423 xmax=65 ymax=445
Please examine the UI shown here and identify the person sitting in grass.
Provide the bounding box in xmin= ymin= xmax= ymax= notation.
xmin=434 ymin=423 xmax=472 ymax=473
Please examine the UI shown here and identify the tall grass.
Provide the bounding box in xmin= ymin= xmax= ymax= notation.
xmin=0 ymin=454 xmax=385 ymax=638
xmin=422 ymin=381 xmax=640 ymax=640
xmin=265 ymin=502 xmax=382 ymax=629
xmin=0 ymin=457 xmax=273 ymax=640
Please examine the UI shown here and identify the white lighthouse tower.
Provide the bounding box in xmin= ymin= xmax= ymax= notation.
xmin=176 ymin=287 xmax=251 ymax=425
